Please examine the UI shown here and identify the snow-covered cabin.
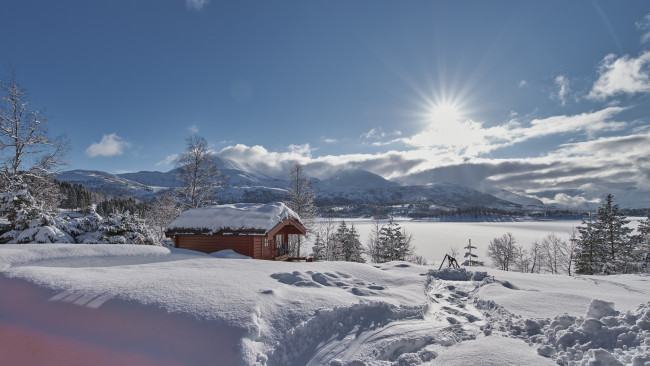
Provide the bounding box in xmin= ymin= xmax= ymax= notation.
xmin=165 ymin=202 xmax=306 ymax=260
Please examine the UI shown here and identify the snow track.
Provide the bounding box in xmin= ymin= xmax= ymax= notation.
xmin=264 ymin=268 xmax=492 ymax=366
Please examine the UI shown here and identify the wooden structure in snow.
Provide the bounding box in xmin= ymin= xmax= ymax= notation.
xmin=165 ymin=202 xmax=306 ymax=260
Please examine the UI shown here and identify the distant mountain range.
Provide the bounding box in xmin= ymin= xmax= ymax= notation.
xmin=56 ymin=157 xmax=546 ymax=212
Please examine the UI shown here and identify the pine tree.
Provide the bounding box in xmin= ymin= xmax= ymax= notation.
xmin=575 ymin=215 xmax=601 ymax=275
xmin=330 ymin=220 xmax=348 ymax=261
xmin=311 ymin=233 xmax=326 ymax=261
xmin=575 ymin=194 xmax=633 ymax=274
xmin=343 ymin=224 xmax=365 ymax=263
xmin=96 ymin=211 xmax=156 ymax=245
xmin=0 ymin=175 xmax=75 ymax=243
xmin=597 ymin=194 xmax=632 ymax=273
xmin=375 ymin=216 xmax=412 ymax=263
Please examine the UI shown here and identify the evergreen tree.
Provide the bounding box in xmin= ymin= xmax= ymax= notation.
xmin=330 ymin=220 xmax=348 ymax=261
xmin=575 ymin=194 xmax=633 ymax=274
xmin=96 ymin=211 xmax=156 ymax=245
xmin=375 ymin=217 xmax=412 ymax=263
xmin=311 ymin=233 xmax=326 ymax=261
xmin=0 ymin=175 xmax=76 ymax=243
xmin=327 ymin=221 xmax=365 ymax=262
xmin=342 ymin=224 xmax=364 ymax=263
xmin=575 ymin=215 xmax=601 ymax=274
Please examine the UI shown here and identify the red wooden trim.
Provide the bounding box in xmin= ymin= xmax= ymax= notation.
xmin=267 ymin=217 xmax=306 ymax=238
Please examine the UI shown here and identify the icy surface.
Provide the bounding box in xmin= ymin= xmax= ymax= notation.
xmin=166 ymin=202 xmax=301 ymax=233
xmin=1 ymin=245 xmax=649 ymax=365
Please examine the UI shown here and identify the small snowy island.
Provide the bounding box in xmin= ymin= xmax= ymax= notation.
xmin=1 ymin=244 xmax=648 ymax=366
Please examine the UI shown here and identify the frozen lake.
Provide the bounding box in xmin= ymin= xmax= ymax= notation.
xmin=316 ymin=217 xmax=646 ymax=264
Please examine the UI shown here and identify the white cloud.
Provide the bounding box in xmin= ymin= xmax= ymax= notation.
xmin=85 ymin=133 xmax=130 ymax=158
xmin=185 ymin=0 xmax=208 ymax=10
xmin=588 ymin=51 xmax=650 ymax=100
xmin=398 ymin=107 xmax=626 ymax=158
xmin=361 ymin=128 xmax=384 ymax=139
xmin=322 ymin=137 xmax=338 ymax=144
xmin=188 ymin=124 xmax=199 ymax=134
xmin=361 ymin=128 xmax=402 ymax=144
xmin=519 ymin=80 xmax=527 ymax=88
xmin=552 ymin=75 xmax=570 ymax=105
xmin=156 ymin=154 xmax=179 ymax=167
xmin=288 ymin=143 xmax=313 ymax=158
xmin=540 ymin=193 xmax=601 ymax=208
xmin=636 ymin=14 xmax=650 ymax=44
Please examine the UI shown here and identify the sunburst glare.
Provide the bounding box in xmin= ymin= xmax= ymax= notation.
xmin=430 ymin=101 xmax=462 ymax=123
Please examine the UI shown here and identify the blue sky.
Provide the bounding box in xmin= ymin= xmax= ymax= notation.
xmin=2 ymin=0 xmax=650 ymax=207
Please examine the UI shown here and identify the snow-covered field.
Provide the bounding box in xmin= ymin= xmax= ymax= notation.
xmin=1 ymin=245 xmax=649 ymax=366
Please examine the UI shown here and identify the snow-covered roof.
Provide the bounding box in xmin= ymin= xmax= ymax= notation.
xmin=165 ymin=202 xmax=303 ymax=235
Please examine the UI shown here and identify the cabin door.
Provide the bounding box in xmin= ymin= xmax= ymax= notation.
xmin=263 ymin=238 xmax=272 ymax=259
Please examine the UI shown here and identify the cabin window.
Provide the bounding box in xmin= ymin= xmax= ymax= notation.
xmin=264 ymin=239 xmax=268 ymax=247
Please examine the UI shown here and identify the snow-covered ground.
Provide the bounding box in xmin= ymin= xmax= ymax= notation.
xmin=1 ymin=245 xmax=649 ymax=366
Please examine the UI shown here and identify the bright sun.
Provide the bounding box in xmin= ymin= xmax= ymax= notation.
xmin=430 ymin=102 xmax=461 ymax=123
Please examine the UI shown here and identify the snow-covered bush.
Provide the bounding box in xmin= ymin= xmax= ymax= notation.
xmin=95 ymin=211 xmax=157 ymax=245
xmin=0 ymin=177 xmax=75 ymax=243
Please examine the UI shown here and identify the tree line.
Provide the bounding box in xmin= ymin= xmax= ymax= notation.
xmin=485 ymin=195 xmax=650 ymax=275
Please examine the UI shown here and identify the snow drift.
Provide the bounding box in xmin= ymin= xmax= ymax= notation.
xmin=1 ymin=245 xmax=648 ymax=365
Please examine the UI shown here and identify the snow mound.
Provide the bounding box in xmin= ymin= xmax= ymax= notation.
xmin=166 ymin=202 xmax=302 ymax=234
xmin=430 ymin=336 xmax=556 ymax=366
xmin=499 ymin=300 xmax=650 ymax=365
xmin=211 ymin=249 xmax=251 ymax=259
xmin=429 ymin=268 xmax=489 ymax=282
xmin=586 ymin=299 xmax=618 ymax=319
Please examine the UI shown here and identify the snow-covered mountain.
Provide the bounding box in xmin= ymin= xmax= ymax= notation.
xmin=56 ymin=159 xmax=539 ymax=210
xmin=56 ymin=170 xmax=164 ymax=199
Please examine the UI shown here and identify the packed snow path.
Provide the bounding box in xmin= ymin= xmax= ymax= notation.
xmin=265 ymin=268 xmax=494 ymax=365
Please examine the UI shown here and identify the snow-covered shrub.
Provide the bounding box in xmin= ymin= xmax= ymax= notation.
xmin=96 ymin=211 xmax=157 ymax=245
xmin=0 ymin=177 xmax=75 ymax=243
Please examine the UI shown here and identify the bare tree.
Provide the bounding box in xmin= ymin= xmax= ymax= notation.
xmin=563 ymin=228 xmax=581 ymax=276
xmin=448 ymin=245 xmax=460 ymax=258
xmin=0 ymin=68 xmax=67 ymax=188
xmin=284 ymin=163 xmax=317 ymax=257
xmin=528 ymin=241 xmax=543 ymax=273
xmin=174 ymin=135 xmax=222 ymax=210
xmin=513 ymin=245 xmax=530 ymax=273
xmin=541 ymin=233 xmax=566 ymax=274
xmin=486 ymin=232 xmax=517 ymax=271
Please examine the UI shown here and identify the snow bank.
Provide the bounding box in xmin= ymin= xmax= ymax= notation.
xmin=525 ymin=300 xmax=650 ymax=365
xmin=0 ymin=244 xmax=203 ymax=271
xmin=211 ymin=249 xmax=251 ymax=259
xmin=1 ymin=246 xmax=649 ymax=365
xmin=429 ymin=336 xmax=556 ymax=366
xmin=165 ymin=202 xmax=302 ymax=234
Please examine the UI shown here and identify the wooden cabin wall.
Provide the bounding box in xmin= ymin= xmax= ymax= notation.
xmin=175 ymin=235 xmax=253 ymax=256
